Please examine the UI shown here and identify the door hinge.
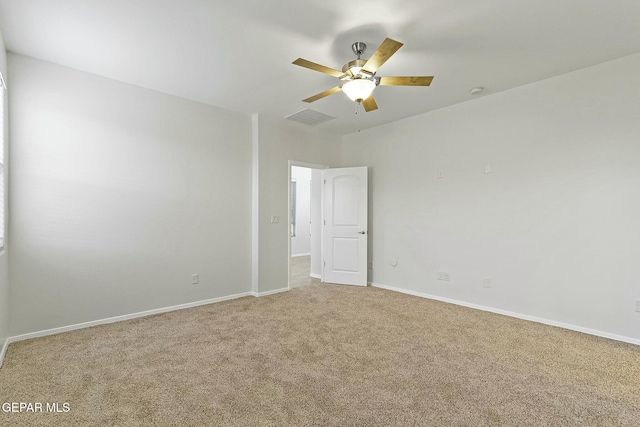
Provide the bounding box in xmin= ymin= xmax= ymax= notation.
xmin=324 ymin=179 xmax=326 ymax=184
xmin=323 ymin=261 xmax=326 ymax=267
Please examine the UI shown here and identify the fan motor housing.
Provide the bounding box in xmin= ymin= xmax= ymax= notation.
xmin=342 ymin=59 xmax=372 ymax=79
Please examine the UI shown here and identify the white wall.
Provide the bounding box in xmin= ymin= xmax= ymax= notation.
xmin=0 ymin=28 xmax=9 ymax=356
xmin=290 ymin=166 xmax=311 ymax=256
xmin=342 ymin=53 xmax=640 ymax=342
xmin=8 ymin=54 xmax=253 ymax=336
xmin=254 ymin=114 xmax=341 ymax=293
xmin=310 ymin=169 xmax=322 ymax=277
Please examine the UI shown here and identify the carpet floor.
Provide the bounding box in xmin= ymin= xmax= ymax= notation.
xmin=1 ymin=283 xmax=639 ymax=426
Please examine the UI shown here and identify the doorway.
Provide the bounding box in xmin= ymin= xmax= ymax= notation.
xmin=288 ymin=163 xmax=369 ymax=289
xmin=289 ymin=164 xmax=323 ymax=289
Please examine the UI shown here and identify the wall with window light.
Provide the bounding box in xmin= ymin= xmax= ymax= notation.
xmin=0 ymin=27 xmax=9 ymax=361
xmin=291 ymin=166 xmax=311 ymax=257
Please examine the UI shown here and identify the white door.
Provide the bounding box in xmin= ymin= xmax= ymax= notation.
xmin=323 ymin=167 xmax=368 ymax=286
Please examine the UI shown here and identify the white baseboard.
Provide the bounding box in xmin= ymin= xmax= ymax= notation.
xmin=0 ymin=287 xmax=293 ymax=368
xmin=371 ymin=283 xmax=640 ymax=347
xmin=291 ymin=253 xmax=311 ymax=258
xmin=0 ymin=337 xmax=8 ymax=369
xmin=252 ymin=287 xmax=289 ymax=297
xmin=310 ymin=273 xmax=321 ymax=279
xmin=5 ymin=291 xmax=255 ymax=350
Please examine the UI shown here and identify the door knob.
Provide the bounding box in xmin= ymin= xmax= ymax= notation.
xmin=357 ymin=231 xmax=367 ymax=234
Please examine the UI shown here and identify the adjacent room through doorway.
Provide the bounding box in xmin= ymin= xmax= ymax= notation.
xmin=290 ymin=165 xmax=322 ymax=288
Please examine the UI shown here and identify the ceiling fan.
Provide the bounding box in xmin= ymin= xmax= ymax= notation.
xmin=293 ymin=38 xmax=434 ymax=112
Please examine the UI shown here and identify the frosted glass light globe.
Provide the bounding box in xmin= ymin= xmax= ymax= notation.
xmin=342 ymin=78 xmax=375 ymax=102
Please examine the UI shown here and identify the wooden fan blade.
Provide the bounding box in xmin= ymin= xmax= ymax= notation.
xmin=378 ymin=76 xmax=434 ymax=86
xmin=302 ymin=86 xmax=342 ymax=103
xmin=362 ymin=38 xmax=404 ymax=74
xmin=362 ymin=96 xmax=378 ymax=112
xmin=293 ymin=58 xmax=344 ymax=77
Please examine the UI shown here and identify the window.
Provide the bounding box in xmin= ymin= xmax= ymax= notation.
xmin=0 ymin=71 xmax=5 ymax=248
xmin=290 ymin=180 xmax=297 ymax=237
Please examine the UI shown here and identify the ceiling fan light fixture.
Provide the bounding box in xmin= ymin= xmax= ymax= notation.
xmin=342 ymin=78 xmax=376 ymax=102
xmin=293 ymin=37 xmax=433 ymax=112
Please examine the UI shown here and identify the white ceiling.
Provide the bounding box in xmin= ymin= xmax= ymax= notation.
xmin=1 ymin=0 xmax=639 ymax=135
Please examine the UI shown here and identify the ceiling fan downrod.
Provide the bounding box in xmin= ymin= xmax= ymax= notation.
xmin=351 ymin=42 xmax=366 ymax=59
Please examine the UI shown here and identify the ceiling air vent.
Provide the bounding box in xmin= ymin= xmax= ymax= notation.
xmin=285 ymin=108 xmax=336 ymax=126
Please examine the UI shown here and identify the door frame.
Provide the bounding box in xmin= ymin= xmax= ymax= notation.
xmin=288 ymin=161 xmax=328 ymax=290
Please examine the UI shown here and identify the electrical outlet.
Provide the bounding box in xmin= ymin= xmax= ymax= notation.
xmin=483 ymin=278 xmax=492 ymax=288
xmin=444 ymin=273 xmax=450 ymax=281
xmin=191 ymin=274 xmax=199 ymax=285
xmin=437 ymin=272 xmax=450 ymax=281
xmin=438 ymin=170 xmax=445 ymax=179
xmin=636 ymin=300 xmax=640 ymax=313
xmin=368 ymin=261 xmax=374 ymax=270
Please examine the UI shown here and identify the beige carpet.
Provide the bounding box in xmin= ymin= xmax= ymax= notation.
xmin=1 ymin=284 xmax=639 ymax=426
